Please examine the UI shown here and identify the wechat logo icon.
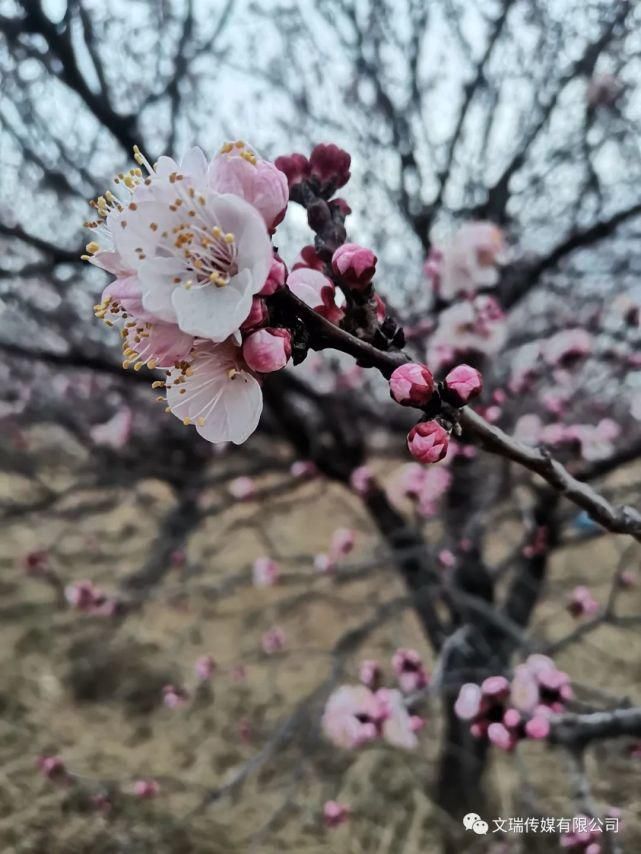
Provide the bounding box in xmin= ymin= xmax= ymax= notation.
xmin=463 ymin=812 xmax=489 ymax=835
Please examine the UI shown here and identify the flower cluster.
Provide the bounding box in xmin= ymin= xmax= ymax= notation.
xmin=389 ymin=361 xmax=483 ymax=465
xmin=321 ymin=684 xmax=423 ymax=750
xmin=387 ymin=462 xmax=453 ymax=518
xmin=322 ymin=650 xmax=428 ymax=751
xmin=86 ymin=141 xmax=290 ymax=445
xmin=85 ymin=140 xmax=485 ymax=452
xmin=424 ymin=221 xmax=506 ymax=301
xmin=314 ymin=527 xmax=357 ymax=573
xmin=427 ymin=295 xmax=507 ymax=372
xmin=65 ymin=579 xmax=120 ymax=616
xmin=454 ymin=654 xmax=573 ymax=750
xmin=514 ymin=415 xmax=620 ymax=462
xmin=391 ymin=648 xmax=430 ymax=694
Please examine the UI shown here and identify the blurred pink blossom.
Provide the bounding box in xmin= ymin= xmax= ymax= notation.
xmin=261 ymin=626 xmax=286 ymax=654
xmin=323 ymin=800 xmax=351 ymax=828
xmin=391 ymin=648 xmax=429 ymax=694
xmin=90 ymin=407 xmax=133 ymax=449
xmin=229 ymin=476 xmax=256 ymax=500
xmin=252 ymin=556 xmax=280 ymax=587
xmin=133 ymin=779 xmax=159 ymax=799
xmin=321 ymin=685 xmax=383 ymax=749
xmin=358 ymin=659 xmax=382 ymax=689
xmin=567 ymin=585 xmax=600 ymax=619
xmin=195 ymin=655 xmax=216 ymax=681
xmin=428 ymin=222 xmax=506 ymax=300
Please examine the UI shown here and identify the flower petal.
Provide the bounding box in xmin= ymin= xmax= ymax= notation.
xmin=166 ymin=343 xmax=263 ymax=445
xmin=171 ymin=269 xmax=255 ymax=341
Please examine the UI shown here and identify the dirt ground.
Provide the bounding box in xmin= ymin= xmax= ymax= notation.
xmin=1 ymin=425 xmax=640 ymax=853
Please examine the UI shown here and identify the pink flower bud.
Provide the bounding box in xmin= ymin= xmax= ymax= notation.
xmin=260 ymin=256 xmax=287 ymax=296
xmin=503 ymin=708 xmax=521 ymax=729
xmin=347 ymin=465 xmax=374 ymax=495
xmin=65 ymin=579 xmax=108 ymax=612
xmin=438 ymin=548 xmax=456 ymax=568
xmin=22 ymin=549 xmax=50 ymax=576
xmin=261 ymin=626 xmax=286 ymax=654
xmin=162 ymin=684 xmax=188 ymax=709
xmin=329 ymin=527 xmax=356 ymax=559
xmin=211 ymin=146 xmax=289 ymax=231
xmin=314 ymin=552 xmax=336 ymax=574
xmin=240 ymin=297 xmax=268 ymax=332
xmin=566 ymin=585 xmax=600 ymax=618
xmin=323 ymin=800 xmax=351 ymax=828
xmin=389 ymin=363 xmax=435 ymax=407
xmin=253 ymin=556 xmax=279 ymax=587
xmin=454 ymin=683 xmax=482 ymax=720
xmin=524 ymin=715 xmax=550 ymax=740
xmin=37 ymin=755 xmax=67 ymax=781
xmin=392 ymin=648 xmax=429 ymax=693
xmin=443 ymin=364 xmax=483 ymax=406
xmin=133 ymin=779 xmax=159 ymax=799
xmin=481 ymin=675 xmax=510 ymax=699
xmin=619 ymin=569 xmax=637 ymax=588
xmin=195 ymin=655 xmax=216 ymax=681
xmin=309 ymin=143 xmax=351 ymax=189
xmin=229 ymin=476 xmax=256 ymax=501
xmin=243 ymin=328 xmax=292 ymax=374
xmin=274 ymin=152 xmax=310 ymax=188
xmin=488 ymin=722 xmax=515 ymax=751
xmin=359 ymin=659 xmax=382 ymax=689
xmin=331 ymin=243 xmax=377 ymax=289
xmin=407 ymin=421 xmax=449 ymax=464
xmin=290 ymin=459 xmax=317 ymax=479
xmin=470 ymin=721 xmax=487 ymax=738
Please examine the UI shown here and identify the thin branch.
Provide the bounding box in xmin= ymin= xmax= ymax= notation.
xmin=549 ymin=707 xmax=641 ymax=747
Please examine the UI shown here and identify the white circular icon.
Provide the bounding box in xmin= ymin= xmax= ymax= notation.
xmin=463 ymin=813 xmax=488 ymax=835
xmin=463 ymin=812 xmax=481 ymax=830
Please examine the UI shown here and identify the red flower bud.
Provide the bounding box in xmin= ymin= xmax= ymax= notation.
xmin=274 ymin=153 xmax=310 ymax=188
xmin=407 ymin=421 xmax=449 ymax=464
xmin=309 ymin=143 xmax=351 ymax=189
xmin=331 ymin=243 xmax=377 ymax=289
xmin=389 ymin=363 xmax=435 ymax=407
xmin=443 ymin=364 xmax=483 ymax=406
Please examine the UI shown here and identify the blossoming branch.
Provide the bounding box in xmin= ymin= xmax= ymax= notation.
xmin=83 ymin=140 xmax=483 ymax=462
xmin=82 ymin=140 xmax=641 ymax=542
